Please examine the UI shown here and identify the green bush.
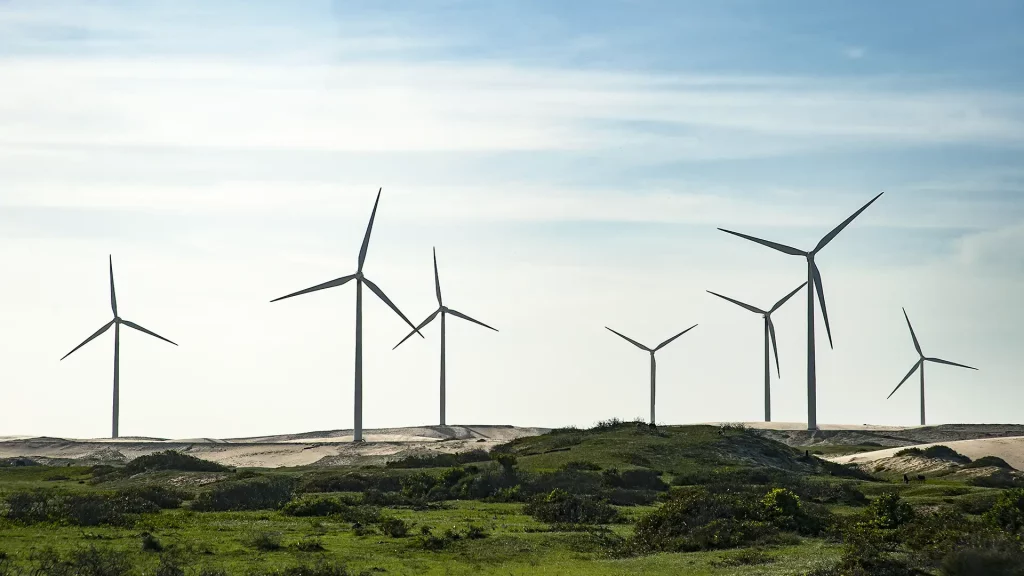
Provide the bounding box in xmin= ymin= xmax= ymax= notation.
xmin=27 ymin=546 xmax=133 ymax=576
xmin=868 ymin=491 xmax=915 ymax=529
xmin=921 ymin=445 xmax=971 ymax=464
xmin=244 ymin=530 xmax=283 ymax=551
xmin=970 ymin=470 xmax=1023 ymax=488
xmin=523 ymin=489 xmax=621 ymax=525
xmin=293 ymin=537 xmax=326 ymax=552
xmin=941 ymin=536 xmax=1024 ymax=576
xmin=894 ymin=447 xmax=923 ymax=457
xmin=282 ymin=496 xmax=349 ymax=517
xmin=601 ymin=468 xmax=668 ymax=491
xmin=140 ymin=531 xmax=164 ymax=552
xmin=298 ymin=472 xmax=401 ymax=494
xmin=986 ymin=488 xmax=1024 ymax=533
xmin=125 ymin=451 xmax=229 ymax=474
xmin=192 ymin=477 xmax=295 ymax=512
xmin=3 ymin=489 xmax=158 ymax=527
xmin=118 ymin=485 xmax=190 ymax=509
xmin=385 ymin=450 xmax=490 ymax=469
xmin=378 ymin=517 xmax=409 ymax=538
xmin=966 ymin=455 xmax=1015 ymax=470
xmin=562 ymin=461 xmax=601 ymax=471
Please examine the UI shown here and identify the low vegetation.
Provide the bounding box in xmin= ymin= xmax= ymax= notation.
xmin=1 ymin=423 xmax=1023 ymax=574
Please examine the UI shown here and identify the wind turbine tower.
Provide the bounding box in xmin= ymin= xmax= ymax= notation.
xmin=61 ymin=256 xmax=178 ymax=439
xmin=605 ymin=324 xmax=697 ymax=425
xmin=706 ymin=282 xmax=806 ymax=421
xmin=887 ymin=307 xmax=978 ymax=426
xmin=394 ymin=248 xmax=498 ymax=426
xmin=718 ymin=192 xmax=883 ymax=430
xmin=271 ymin=188 xmax=422 ymax=442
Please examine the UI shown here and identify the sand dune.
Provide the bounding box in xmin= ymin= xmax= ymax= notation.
xmin=0 ymin=425 xmax=549 ymax=469
xmin=700 ymin=422 xmax=915 ymax=432
xmin=831 ymin=436 xmax=1024 ymax=470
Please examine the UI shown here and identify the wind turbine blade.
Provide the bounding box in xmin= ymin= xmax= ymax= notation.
xmin=717 ymin=228 xmax=806 ymax=256
xmin=605 ymin=327 xmax=650 ymax=352
xmin=655 ymin=324 xmax=698 ymax=351
xmin=768 ymin=318 xmax=781 ymax=379
xmin=433 ymin=247 xmax=443 ymax=306
xmin=770 ymin=282 xmax=808 ymax=313
xmin=706 ymin=290 xmax=764 ymax=315
xmin=363 ymin=277 xmax=423 ymax=338
xmin=901 ymin=308 xmax=923 ymax=357
xmin=812 ymin=263 xmax=833 ymax=349
xmin=447 ymin=308 xmax=498 ymax=332
xmin=813 ymin=192 xmax=884 ymax=253
xmin=394 ymin=308 xmax=440 ymax=350
xmin=121 ymin=320 xmax=178 ymax=346
xmin=60 ymin=320 xmax=114 ymax=361
xmin=270 ymin=274 xmax=356 ymax=302
xmin=926 ymin=357 xmax=978 ymax=371
xmin=887 ymin=360 xmax=922 ymax=399
xmin=358 ymin=188 xmax=382 ymax=272
xmin=109 ymin=255 xmax=117 ymax=317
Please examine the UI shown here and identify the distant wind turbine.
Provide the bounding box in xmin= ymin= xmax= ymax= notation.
xmin=605 ymin=324 xmax=698 ymax=425
xmin=393 ymin=248 xmax=497 ymax=426
xmin=887 ymin=307 xmax=978 ymax=426
xmin=718 ymin=192 xmax=883 ymax=430
xmin=270 ymin=188 xmax=422 ymax=442
xmin=60 ymin=256 xmax=177 ymax=439
xmin=706 ymin=282 xmax=807 ymax=422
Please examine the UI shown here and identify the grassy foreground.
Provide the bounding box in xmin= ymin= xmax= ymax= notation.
xmin=0 ymin=422 xmax=1021 ymax=575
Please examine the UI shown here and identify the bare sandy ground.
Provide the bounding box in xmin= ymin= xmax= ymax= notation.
xmin=701 ymin=422 xmax=915 ymax=432
xmin=831 ymin=436 xmax=1024 ymax=470
xmin=0 ymin=425 xmax=549 ymax=469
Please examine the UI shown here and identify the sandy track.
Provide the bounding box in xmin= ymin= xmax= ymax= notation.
xmin=831 ymin=436 xmax=1024 ymax=470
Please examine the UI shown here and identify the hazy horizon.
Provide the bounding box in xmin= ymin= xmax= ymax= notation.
xmin=1 ymin=1 xmax=1022 ymax=438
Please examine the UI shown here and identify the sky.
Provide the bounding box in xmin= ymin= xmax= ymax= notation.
xmin=1 ymin=0 xmax=1022 ymax=439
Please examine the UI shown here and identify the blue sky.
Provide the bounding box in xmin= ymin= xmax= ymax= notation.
xmin=0 ymin=1 xmax=1022 ymax=438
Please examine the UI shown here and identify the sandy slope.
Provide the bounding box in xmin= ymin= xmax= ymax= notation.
xmin=831 ymin=436 xmax=1024 ymax=470
xmin=0 ymin=425 xmax=549 ymax=469
xmin=700 ymin=422 xmax=915 ymax=432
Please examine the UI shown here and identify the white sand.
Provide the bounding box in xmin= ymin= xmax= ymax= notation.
xmin=699 ymin=421 xmax=915 ymax=432
xmin=831 ymin=436 xmax=1024 ymax=470
xmin=0 ymin=425 xmax=549 ymax=469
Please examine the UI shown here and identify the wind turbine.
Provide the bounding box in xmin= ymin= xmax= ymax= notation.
xmin=60 ymin=256 xmax=177 ymax=439
xmin=718 ymin=192 xmax=883 ymax=430
xmin=393 ymin=248 xmax=497 ymax=426
xmin=706 ymin=282 xmax=807 ymax=422
xmin=887 ymin=307 xmax=977 ymax=426
xmin=605 ymin=324 xmax=698 ymax=425
xmin=270 ymin=188 xmax=422 ymax=443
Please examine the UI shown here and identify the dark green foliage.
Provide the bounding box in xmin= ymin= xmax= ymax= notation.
xmin=140 ymin=531 xmax=164 ymax=552
xmin=868 ymin=491 xmax=915 ymax=529
xmin=250 ymin=560 xmax=369 ymax=576
xmin=562 ymin=460 xmax=601 ymax=471
xmin=297 ymin=471 xmax=401 ymax=494
xmin=895 ymin=447 xmax=923 ymax=457
xmin=464 ymin=524 xmax=487 ymax=539
xmin=671 ymin=467 xmax=867 ymax=505
xmin=118 ymin=485 xmax=190 ymax=509
xmin=385 ymin=450 xmax=490 ymax=469
xmin=417 ymin=527 xmax=468 ymax=551
xmin=491 ymin=453 xmax=518 ymax=476
xmin=192 ymin=476 xmax=295 ymax=512
xmin=710 ymin=548 xmax=775 ymax=567
xmin=27 ymin=546 xmax=133 ymax=576
xmin=244 ymin=530 xmax=283 ymax=551
xmin=293 ymin=537 xmax=326 ymax=552
xmin=523 ymin=489 xmax=621 ymax=525
xmin=921 ymin=445 xmax=971 ymax=463
xmin=125 ymin=451 xmax=229 ymax=474
xmin=957 ymin=492 xmax=1000 ymax=515
xmin=154 ymin=552 xmax=186 ymax=576
xmin=986 ymin=488 xmax=1024 ymax=533
xmin=378 ymin=517 xmax=410 ymax=538
xmin=281 ymin=496 xmax=381 ymax=523
xmin=966 ymin=455 xmax=1015 ymax=470
xmin=3 ymin=489 xmax=158 ymax=527
xmin=941 ymin=536 xmax=1024 ymax=576
xmin=604 ymin=488 xmax=659 ymax=506
xmin=600 ymin=468 xmax=668 ymax=491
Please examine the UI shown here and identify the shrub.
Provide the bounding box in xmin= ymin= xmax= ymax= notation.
xmin=244 ymin=531 xmax=283 ymax=551
xmin=604 ymin=488 xmax=659 ymax=506
xmin=418 ymin=527 xmax=463 ymax=551
xmin=125 ymin=451 xmax=229 ymax=474
xmin=562 ymin=461 xmax=601 ymax=471
xmin=492 ymin=453 xmax=517 ymax=476
xmin=464 ymin=525 xmax=487 ymax=539
xmin=868 ymin=491 xmax=915 ymax=529
xmin=385 ymin=450 xmax=490 ymax=469
xmin=298 ymin=472 xmax=401 ymax=494
xmin=192 ymin=477 xmax=295 ymax=512
xmin=3 ymin=489 xmax=158 ymax=527
xmin=601 ymin=468 xmax=668 ymax=491
xmin=249 ymin=560 xmax=365 ymax=576
xmin=282 ymin=496 xmax=349 ymax=517
xmin=958 ymin=492 xmax=1000 ymax=515
xmin=986 ymin=488 xmax=1024 ymax=533
xmin=921 ymin=445 xmax=971 ymax=464
xmin=140 ymin=531 xmax=164 ymax=552
xmin=28 ymin=546 xmax=133 ymax=576
xmin=941 ymin=536 xmax=1024 ymax=576
xmin=119 ymin=485 xmax=190 ymax=509
xmin=293 ymin=537 xmax=326 ymax=552
xmin=966 ymin=455 xmax=1015 ymax=470
xmin=378 ymin=517 xmax=409 ymax=538
xmin=523 ymin=489 xmax=621 ymax=525
xmin=970 ymin=470 xmax=1023 ymax=488
xmin=761 ymin=488 xmax=802 ymax=530
xmin=154 ymin=552 xmax=187 ymax=576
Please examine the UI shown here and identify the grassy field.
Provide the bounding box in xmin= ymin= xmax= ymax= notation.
xmin=0 ymin=422 xmax=1019 ymax=575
